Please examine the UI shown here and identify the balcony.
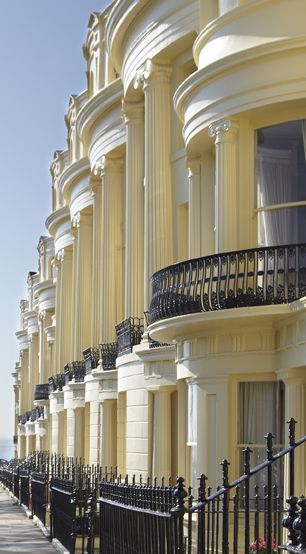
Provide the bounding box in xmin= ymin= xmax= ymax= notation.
xmin=64 ymin=361 xmax=85 ymax=385
xmin=115 ymin=317 xmax=143 ymax=356
xmin=48 ymin=373 xmax=65 ymax=393
xmin=148 ymin=244 xmax=306 ymax=324
xmin=34 ymin=383 xmax=49 ymax=401
xmin=83 ymin=347 xmax=100 ymax=374
xmin=99 ymin=342 xmax=118 ymax=370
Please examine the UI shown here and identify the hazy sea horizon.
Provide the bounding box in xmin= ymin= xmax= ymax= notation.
xmin=0 ymin=438 xmax=14 ymax=461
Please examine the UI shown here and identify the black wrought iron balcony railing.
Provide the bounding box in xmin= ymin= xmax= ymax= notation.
xmin=30 ymin=406 xmax=44 ymax=421
xmin=83 ymin=347 xmax=100 ymax=374
xmin=64 ymin=361 xmax=86 ymax=385
xmin=19 ymin=412 xmax=31 ymax=425
xmin=115 ymin=317 xmax=144 ymax=356
xmin=34 ymin=383 xmax=49 ymax=401
xmin=48 ymin=373 xmax=65 ymax=393
xmin=99 ymin=342 xmax=119 ymax=370
xmin=149 ymin=244 xmax=306 ymax=324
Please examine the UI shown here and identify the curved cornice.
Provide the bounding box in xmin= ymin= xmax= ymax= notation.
xmin=174 ymin=35 xmax=306 ymax=137
xmin=193 ymin=0 xmax=286 ymax=67
xmin=58 ymin=157 xmax=90 ymax=203
xmin=46 ymin=206 xmax=70 ymax=238
xmin=33 ymin=279 xmax=55 ymax=297
xmin=105 ymin=0 xmax=149 ymax=73
xmin=121 ymin=0 xmax=198 ymax=94
xmin=76 ymin=78 xmax=123 ymax=146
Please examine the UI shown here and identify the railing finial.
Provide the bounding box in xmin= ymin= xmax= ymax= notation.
xmin=287 ymin=417 xmax=297 ymax=447
xmin=220 ymin=459 xmax=230 ymax=488
xmin=264 ymin=432 xmax=274 ymax=461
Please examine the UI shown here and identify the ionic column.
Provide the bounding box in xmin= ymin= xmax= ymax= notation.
xmin=38 ymin=311 xmax=52 ymax=383
xmin=29 ymin=332 xmax=39 ymax=404
xmin=122 ymin=101 xmax=145 ymax=319
xmin=72 ymin=211 xmax=93 ymax=358
xmin=208 ymin=118 xmax=238 ymax=252
xmin=101 ymin=157 xmax=124 ymax=341
xmin=283 ymin=377 xmax=306 ymax=496
xmin=20 ymin=349 xmax=29 ymax=413
xmin=54 ymin=255 xmax=62 ymax=374
xmin=101 ymin=400 xmax=117 ymax=469
xmin=52 ymin=412 xmax=60 ymax=454
xmin=59 ymin=247 xmax=73 ymax=366
xmin=90 ymin=167 xmax=103 ymax=345
xmin=152 ymin=390 xmax=172 ymax=480
xmin=134 ymin=60 xmax=173 ymax=310
xmin=66 ymin=408 xmax=76 ymax=458
xmin=187 ymin=158 xmax=202 ymax=259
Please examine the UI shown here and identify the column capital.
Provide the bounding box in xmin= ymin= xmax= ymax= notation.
xmin=122 ymin=99 xmax=144 ymax=124
xmin=134 ymin=59 xmax=172 ymax=91
xmin=71 ymin=212 xmax=81 ymax=229
xmin=208 ymin=118 xmax=238 ymax=144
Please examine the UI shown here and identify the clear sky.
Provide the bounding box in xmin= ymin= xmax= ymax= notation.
xmin=0 ymin=0 xmax=109 ymax=441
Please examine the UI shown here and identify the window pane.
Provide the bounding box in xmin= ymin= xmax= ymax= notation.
xmin=257 ymin=120 xmax=306 ymax=206
xmin=258 ymin=205 xmax=306 ymax=246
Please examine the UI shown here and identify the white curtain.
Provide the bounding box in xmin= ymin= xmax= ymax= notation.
xmin=238 ymin=381 xmax=284 ymax=494
xmin=257 ymin=146 xmax=297 ymax=245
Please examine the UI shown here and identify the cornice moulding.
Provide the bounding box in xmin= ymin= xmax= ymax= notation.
xmin=46 ymin=206 xmax=70 ymax=238
xmin=174 ymin=35 xmax=306 ymax=133
xmin=122 ymin=0 xmax=198 ymax=94
xmin=58 ymin=157 xmax=90 ymax=203
xmin=77 ymin=78 xmax=123 ymax=144
xmin=193 ymin=0 xmax=287 ymax=66
xmin=105 ymin=0 xmax=148 ymax=74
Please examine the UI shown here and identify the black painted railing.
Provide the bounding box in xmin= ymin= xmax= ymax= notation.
xmin=115 ymin=317 xmax=143 ymax=356
xmin=48 ymin=373 xmax=65 ymax=393
xmin=99 ymin=342 xmax=118 ymax=370
xmin=83 ymin=347 xmax=100 ymax=374
xmin=34 ymin=383 xmax=49 ymax=401
xmin=149 ymin=244 xmax=306 ymax=324
xmin=64 ymin=361 xmax=85 ymax=385
xmin=19 ymin=412 xmax=31 ymax=425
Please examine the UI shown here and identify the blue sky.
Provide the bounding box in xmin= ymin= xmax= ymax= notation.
xmin=0 ymin=0 xmax=109 ymax=441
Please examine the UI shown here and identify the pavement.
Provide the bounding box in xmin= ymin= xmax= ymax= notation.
xmin=0 ymin=487 xmax=57 ymax=553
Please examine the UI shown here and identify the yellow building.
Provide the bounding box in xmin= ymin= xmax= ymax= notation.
xmin=13 ymin=0 xmax=306 ymax=494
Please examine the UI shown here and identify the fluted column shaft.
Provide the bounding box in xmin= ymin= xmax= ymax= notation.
xmin=135 ymin=60 xmax=173 ymax=310
xmin=152 ymin=390 xmax=171 ymax=480
xmin=101 ymin=400 xmax=117 ymax=469
xmin=123 ymin=102 xmax=145 ymax=319
xmin=60 ymin=248 xmax=73 ymax=365
xmin=101 ymin=157 xmax=124 ymax=341
xmin=91 ymin=171 xmax=103 ymax=345
xmin=188 ymin=158 xmax=202 ymax=259
xmin=209 ymin=119 xmax=238 ymax=252
xmin=38 ymin=311 xmax=52 ymax=383
xmin=54 ymin=257 xmax=62 ymax=373
xmin=284 ymin=378 xmax=306 ymax=496
xmin=29 ymin=333 xmax=39 ymax=405
xmin=72 ymin=212 xmax=93 ymax=358
xmin=20 ymin=349 xmax=29 ymax=413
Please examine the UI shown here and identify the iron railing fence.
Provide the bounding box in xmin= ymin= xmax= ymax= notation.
xmin=2 ymin=420 xmax=306 ymax=553
xmin=99 ymin=342 xmax=118 ymax=370
xmin=149 ymin=244 xmax=306 ymax=324
xmin=19 ymin=468 xmax=30 ymax=508
xmin=31 ymin=471 xmax=48 ymax=525
xmin=96 ymin=419 xmax=306 ymax=554
xmin=115 ymin=317 xmax=143 ymax=356
xmin=83 ymin=347 xmax=100 ymax=374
